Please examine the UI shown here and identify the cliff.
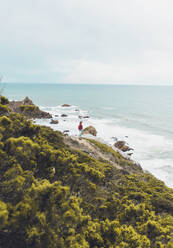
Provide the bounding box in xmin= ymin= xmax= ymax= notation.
xmin=0 ymin=96 xmax=173 ymax=248
xmin=9 ymin=96 xmax=52 ymax=119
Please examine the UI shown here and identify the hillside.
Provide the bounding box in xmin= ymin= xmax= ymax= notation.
xmin=0 ymin=96 xmax=173 ymax=248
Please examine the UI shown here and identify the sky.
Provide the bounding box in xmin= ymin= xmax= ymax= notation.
xmin=1 ymin=0 xmax=173 ymax=84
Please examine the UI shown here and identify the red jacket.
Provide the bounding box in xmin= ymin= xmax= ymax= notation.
xmin=78 ymin=123 xmax=83 ymax=130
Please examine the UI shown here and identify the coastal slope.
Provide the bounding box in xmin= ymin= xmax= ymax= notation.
xmin=0 ymin=96 xmax=173 ymax=248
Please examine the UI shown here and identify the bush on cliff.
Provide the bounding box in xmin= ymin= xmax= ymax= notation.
xmin=0 ymin=96 xmax=173 ymax=248
xmin=19 ymin=105 xmax=40 ymax=118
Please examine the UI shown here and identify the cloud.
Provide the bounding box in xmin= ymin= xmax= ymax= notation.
xmin=1 ymin=0 xmax=173 ymax=84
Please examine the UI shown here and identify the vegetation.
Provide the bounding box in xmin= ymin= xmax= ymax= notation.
xmin=19 ymin=105 xmax=42 ymax=118
xmin=0 ymin=96 xmax=173 ymax=248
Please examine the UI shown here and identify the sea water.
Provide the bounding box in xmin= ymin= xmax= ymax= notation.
xmin=3 ymin=83 xmax=173 ymax=188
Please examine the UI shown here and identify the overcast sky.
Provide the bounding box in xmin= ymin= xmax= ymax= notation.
xmin=1 ymin=0 xmax=173 ymax=84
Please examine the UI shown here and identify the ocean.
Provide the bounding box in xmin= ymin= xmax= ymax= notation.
xmin=3 ymin=83 xmax=173 ymax=188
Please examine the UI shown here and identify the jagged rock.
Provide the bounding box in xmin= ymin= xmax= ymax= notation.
xmin=9 ymin=97 xmax=52 ymax=119
xmin=61 ymin=104 xmax=71 ymax=107
xmin=23 ymin=96 xmax=34 ymax=105
xmin=82 ymin=126 xmax=97 ymax=136
xmin=114 ymin=140 xmax=133 ymax=152
xmin=50 ymin=119 xmax=59 ymax=124
xmin=61 ymin=114 xmax=68 ymax=117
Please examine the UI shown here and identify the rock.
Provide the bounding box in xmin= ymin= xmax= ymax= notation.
xmin=127 ymin=153 xmax=133 ymax=156
xmin=9 ymin=97 xmax=52 ymax=119
xmin=50 ymin=119 xmax=59 ymax=124
xmin=63 ymin=130 xmax=69 ymax=133
xmin=55 ymin=115 xmax=59 ymax=117
xmin=37 ymin=111 xmax=52 ymax=119
xmin=78 ymin=115 xmax=89 ymax=119
xmin=75 ymin=109 xmax=79 ymax=112
xmin=82 ymin=126 xmax=97 ymax=136
xmin=61 ymin=104 xmax=71 ymax=107
xmin=23 ymin=96 xmax=34 ymax=105
xmin=61 ymin=114 xmax=68 ymax=117
xmin=114 ymin=140 xmax=133 ymax=152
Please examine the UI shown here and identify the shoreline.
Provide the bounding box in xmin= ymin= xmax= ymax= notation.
xmin=8 ymin=96 xmax=173 ymax=189
xmin=36 ymin=105 xmax=173 ymax=189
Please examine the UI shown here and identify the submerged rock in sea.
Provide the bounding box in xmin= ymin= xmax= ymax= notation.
xmin=114 ymin=140 xmax=133 ymax=152
xmin=82 ymin=126 xmax=97 ymax=136
xmin=61 ymin=114 xmax=68 ymax=117
xmin=9 ymin=97 xmax=52 ymax=119
xmin=127 ymin=152 xmax=133 ymax=156
xmin=61 ymin=104 xmax=71 ymax=107
xmin=78 ymin=115 xmax=90 ymax=119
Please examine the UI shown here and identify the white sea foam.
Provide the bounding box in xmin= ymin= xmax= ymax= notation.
xmin=36 ymin=104 xmax=173 ymax=189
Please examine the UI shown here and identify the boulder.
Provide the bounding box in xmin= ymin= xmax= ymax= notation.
xmin=9 ymin=97 xmax=52 ymax=119
xmin=114 ymin=140 xmax=133 ymax=152
xmin=61 ymin=104 xmax=71 ymax=107
xmin=50 ymin=119 xmax=59 ymax=124
xmin=61 ymin=114 xmax=68 ymax=117
xmin=82 ymin=126 xmax=97 ymax=136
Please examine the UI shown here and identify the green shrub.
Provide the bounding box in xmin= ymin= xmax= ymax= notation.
xmin=0 ymin=96 xmax=9 ymax=105
xmin=0 ymin=96 xmax=173 ymax=248
xmin=0 ymin=104 xmax=9 ymax=115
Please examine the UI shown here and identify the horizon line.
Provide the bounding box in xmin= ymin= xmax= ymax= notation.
xmin=2 ymin=82 xmax=173 ymax=86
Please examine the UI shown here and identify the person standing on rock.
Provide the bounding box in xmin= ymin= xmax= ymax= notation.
xmin=78 ymin=121 xmax=83 ymax=137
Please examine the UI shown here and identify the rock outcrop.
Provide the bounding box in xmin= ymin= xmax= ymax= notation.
xmin=64 ymin=136 xmax=142 ymax=173
xmin=82 ymin=126 xmax=97 ymax=136
xmin=9 ymin=97 xmax=52 ymax=119
xmin=114 ymin=140 xmax=133 ymax=152
xmin=50 ymin=119 xmax=59 ymax=124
